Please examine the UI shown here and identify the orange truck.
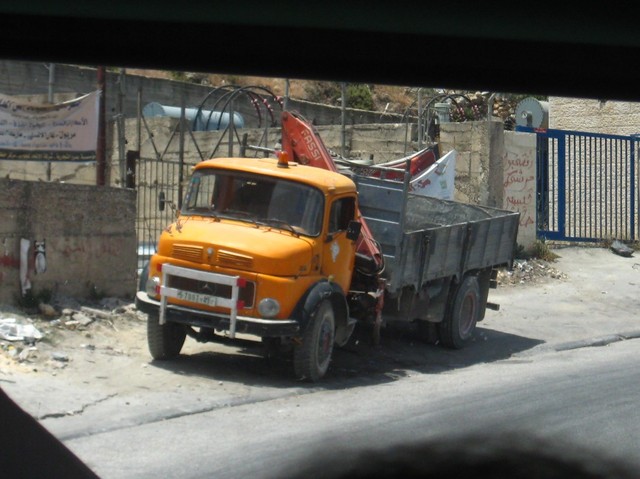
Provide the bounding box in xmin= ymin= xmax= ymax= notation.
xmin=135 ymin=112 xmax=519 ymax=381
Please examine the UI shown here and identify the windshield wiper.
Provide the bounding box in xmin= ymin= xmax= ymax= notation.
xmin=257 ymin=218 xmax=299 ymax=236
xmin=220 ymin=209 xmax=258 ymax=225
xmin=184 ymin=207 xmax=219 ymax=220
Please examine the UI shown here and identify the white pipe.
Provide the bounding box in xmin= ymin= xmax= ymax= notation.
xmin=20 ymin=238 xmax=31 ymax=295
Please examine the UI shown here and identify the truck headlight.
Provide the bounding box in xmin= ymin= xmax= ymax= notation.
xmin=258 ymin=298 xmax=280 ymax=318
xmin=145 ymin=276 xmax=161 ymax=297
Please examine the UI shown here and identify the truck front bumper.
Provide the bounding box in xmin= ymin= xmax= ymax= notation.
xmin=135 ymin=291 xmax=300 ymax=338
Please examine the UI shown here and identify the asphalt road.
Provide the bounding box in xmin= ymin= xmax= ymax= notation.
xmin=2 ymin=245 xmax=640 ymax=478
xmin=63 ymin=340 xmax=640 ymax=479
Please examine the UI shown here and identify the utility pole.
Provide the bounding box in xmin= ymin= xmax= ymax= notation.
xmin=341 ymin=82 xmax=347 ymax=158
xmin=178 ymin=90 xmax=186 ymax=209
xmin=417 ymin=88 xmax=423 ymax=149
xmin=46 ymin=63 xmax=55 ymax=181
xmin=117 ymin=68 xmax=126 ymax=185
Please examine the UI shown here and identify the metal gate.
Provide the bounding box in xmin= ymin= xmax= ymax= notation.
xmin=135 ymin=157 xmax=195 ymax=273
xmin=517 ymin=127 xmax=639 ymax=242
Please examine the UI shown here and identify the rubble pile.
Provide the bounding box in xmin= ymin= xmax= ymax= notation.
xmin=0 ymin=297 xmax=145 ymax=374
xmin=497 ymin=258 xmax=567 ymax=286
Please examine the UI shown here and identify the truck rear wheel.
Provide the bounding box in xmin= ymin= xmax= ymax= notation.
xmin=147 ymin=312 xmax=186 ymax=360
xmin=293 ymin=300 xmax=335 ymax=382
xmin=438 ymin=275 xmax=480 ymax=349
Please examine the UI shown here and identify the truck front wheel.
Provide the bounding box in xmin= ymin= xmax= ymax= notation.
xmin=147 ymin=312 xmax=186 ymax=360
xmin=438 ymin=275 xmax=480 ymax=349
xmin=294 ymin=300 xmax=335 ymax=382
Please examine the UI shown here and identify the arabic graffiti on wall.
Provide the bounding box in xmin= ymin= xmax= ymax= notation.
xmin=503 ymin=146 xmax=537 ymax=245
xmin=0 ymin=90 xmax=100 ymax=162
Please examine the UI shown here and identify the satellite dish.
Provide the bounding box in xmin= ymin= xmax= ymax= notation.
xmin=515 ymin=97 xmax=549 ymax=128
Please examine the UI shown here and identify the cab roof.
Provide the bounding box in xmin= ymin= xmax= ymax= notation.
xmin=194 ymin=157 xmax=357 ymax=196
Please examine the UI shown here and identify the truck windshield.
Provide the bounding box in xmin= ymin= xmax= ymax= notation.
xmin=182 ymin=169 xmax=325 ymax=236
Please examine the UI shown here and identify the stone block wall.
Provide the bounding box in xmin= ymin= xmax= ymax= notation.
xmin=439 ymin=121 xmax=505 ymax=208
xmin=439 ymin=121 xmax=537 ymax=250
xmin=549 ymin=97 xmax=640 ymax=136
xmin=0 ymin=179 xmax=137 ymax=304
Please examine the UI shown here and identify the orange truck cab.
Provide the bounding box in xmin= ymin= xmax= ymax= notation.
xmin=135 ymin=155 xmax=363 ymax=381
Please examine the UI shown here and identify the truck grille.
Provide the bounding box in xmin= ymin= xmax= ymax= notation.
xmin=172 ymin=244 xmax=203 ymax=262
xmin=166 ymin=275 xmax=255 ymax=308
xmin=217 ymin=250 xmax=254 ymax=269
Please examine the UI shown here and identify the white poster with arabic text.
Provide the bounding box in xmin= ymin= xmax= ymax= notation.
xmin=0 ymin=90 xmax=100 ymax=162
xmin=409 ymin=149 xmax=456 ymax=200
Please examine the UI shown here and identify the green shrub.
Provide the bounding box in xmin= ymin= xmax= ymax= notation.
xmin=346 ymin=84 xmax=374 ymax=111
xmin=531 ymin=239 xmax=559 ymax=262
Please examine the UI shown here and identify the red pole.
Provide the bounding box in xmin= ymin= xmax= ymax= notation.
xmin=96 ymin=66 xmax=106 ymax=186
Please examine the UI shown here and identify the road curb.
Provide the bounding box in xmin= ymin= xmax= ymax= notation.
xmin=514 ymin=330 xmax=640 ymax=357
xmin=554 ymin=330 xmax=640 ymax=352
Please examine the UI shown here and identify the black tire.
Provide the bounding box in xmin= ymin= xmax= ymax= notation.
xmin=293 ymin=300 xmax=335 ymax=382
xmin=416 ymin=320 xmax=439 ymax=344
xmin=438 ymin=275 xmax=480 ymax=349
xmin=147 ymin=312 xmax=186 ymax=360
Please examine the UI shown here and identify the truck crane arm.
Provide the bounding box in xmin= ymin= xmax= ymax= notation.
xmin=280 ymin=110 xmax=384 ymax=275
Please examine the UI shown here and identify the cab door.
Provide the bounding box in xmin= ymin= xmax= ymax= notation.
xmin=321 ymin=196 xmax=358 ymax=292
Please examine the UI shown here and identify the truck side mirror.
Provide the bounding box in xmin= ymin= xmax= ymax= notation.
xmin=346 ymin=220 xmax=362 ymax=241
xmin=158 ymin=191 xmax=166 ymax=212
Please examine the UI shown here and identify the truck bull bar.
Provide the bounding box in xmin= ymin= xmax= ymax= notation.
xmin=159 ymin=264 xmax=243 ymax=338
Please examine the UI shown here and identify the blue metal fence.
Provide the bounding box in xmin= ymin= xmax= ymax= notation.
xmin=517 ymin=127 xmax=638 ymax=242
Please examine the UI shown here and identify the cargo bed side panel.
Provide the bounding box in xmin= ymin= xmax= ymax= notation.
xmin=353 ymin=173 xmax=519 ymax=296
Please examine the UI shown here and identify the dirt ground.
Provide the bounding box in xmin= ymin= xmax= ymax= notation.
xmin=0 ymin=252 xmax=568 ymax=384
xmin=0 ymin=299 xmax=147 ymax=380
xmin=10 ymin=239 xmax=640 ymax=388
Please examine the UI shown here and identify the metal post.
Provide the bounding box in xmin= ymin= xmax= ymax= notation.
xmin=47 ymin=64 xmax=55 ymax=102
xmin=630 ymin=136 xmax=637 ymax=240
xmin=341 ymin=82 xmax=346 ymax=158
xmin=228 ymin=102 xmax=235 ymax=157
xmin=417 ymin=88 xmax=423 ymax=149
xmin=178 ymin=92 xmax=186 ymax=209
xmin=117 ymin=68 xmax=127 ymax=185
xmin=96 ymin=66 xmax=107 ymax=186
xmin=46 ymin=63 xmax=55 ymax=181
xmin=557 ymin=134 xmax=566 ymax=239
xmin=284 ymin=79 xmax=290 ymax=111
xmin=136 ymin=86 xmax=142 ymax=153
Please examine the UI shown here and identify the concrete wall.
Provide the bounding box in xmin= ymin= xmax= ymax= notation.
xmin=503 ymin=131 xmax=537 ymax=249
xmin=0 ymin=179 xmax=136 ymax=304
xmin=125 ymin=118 xmax=413 ymax=166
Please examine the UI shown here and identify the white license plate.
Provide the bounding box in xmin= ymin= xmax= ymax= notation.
xmin=176 ymin=290 xmax=217 ymax=306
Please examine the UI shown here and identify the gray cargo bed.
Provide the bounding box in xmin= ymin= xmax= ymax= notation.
xmin=352 ymin=170 xmax=519 ymax=295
